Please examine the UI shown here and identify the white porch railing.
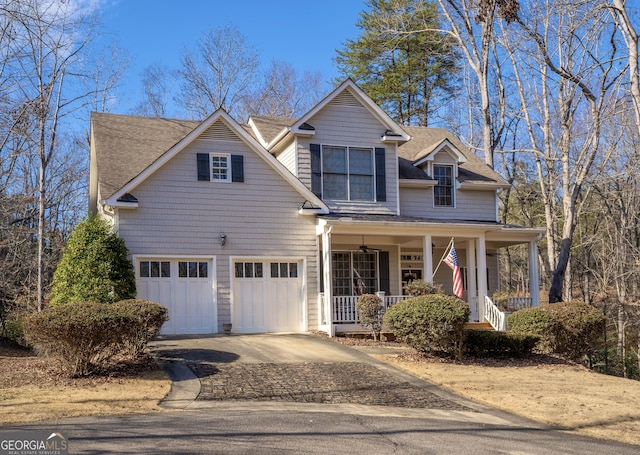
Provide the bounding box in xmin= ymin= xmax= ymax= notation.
xmin=484 ymin=296 xmax=509 ymax=331
xmin=332 ymin=295 xmax=410 ymax=324
xmin=484 ymin=296 xmax=534 ymax=331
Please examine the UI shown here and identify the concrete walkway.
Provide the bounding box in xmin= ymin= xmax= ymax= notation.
xmin=149 ymin=333 xmax=545 ymax=428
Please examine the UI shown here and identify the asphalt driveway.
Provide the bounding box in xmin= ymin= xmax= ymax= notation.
xmin=149 ymin=333 xmax=531 ymax=426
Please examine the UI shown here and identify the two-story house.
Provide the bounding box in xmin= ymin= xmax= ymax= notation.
xmin=89 ymin=80 xmax=543 ymax=335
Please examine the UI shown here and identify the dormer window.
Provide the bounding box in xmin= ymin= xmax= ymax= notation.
xmin=434 ymin=164 xmax=454 ymax=207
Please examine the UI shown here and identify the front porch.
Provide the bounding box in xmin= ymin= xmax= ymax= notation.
xmin=320 ymin=293 xmax=535 ymax=333
xmin=315 ymin=215 xmax=544 ymax=336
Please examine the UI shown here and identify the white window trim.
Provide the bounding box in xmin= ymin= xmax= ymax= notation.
xmin=432 ymin=163 xmax=456 ymax=208
xmin=320 ymin=144 xmax=375 ymax=202
xmin=210 ymin=152 xmax=231 ymax=183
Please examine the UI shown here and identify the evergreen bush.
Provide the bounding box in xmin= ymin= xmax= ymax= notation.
xmin=403 ymin=279 xmax=444 ymax=297
xmin=464 ymin=330 xmax=539 ymax=358
xmin=356 ymin=294 xmax=383 ymax=341
xmin=507 ymin=307 xmax=557 ymax=353
xmin=49 ymin=215 xmax=136 ymax=306
xmin=508 ymin=301 xmax=605 ymax=360
xmin=383 ymin=294 xmax=469 ymax=359
xmin=23 ymin=300 xmax=167 ymax=376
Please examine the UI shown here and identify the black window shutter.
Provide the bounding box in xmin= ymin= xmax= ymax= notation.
xmin=375 ymin=147 xmax=386 ymax=201
xmin=231 ymin=155 xmax=244 ymax=182
xmin=378 ymin=251 xmax=390 ymax=294
xmin=310 ymin=143 xmax=322 ymax=197
xmin=197 ymin=153 xmax=210 ymax=181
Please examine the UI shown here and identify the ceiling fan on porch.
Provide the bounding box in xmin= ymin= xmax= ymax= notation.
xmin=359 ymin=235 xmax=381 ymax=253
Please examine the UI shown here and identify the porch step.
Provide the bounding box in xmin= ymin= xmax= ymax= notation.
xmin=463 ymin=322 xmax=494 ymax=331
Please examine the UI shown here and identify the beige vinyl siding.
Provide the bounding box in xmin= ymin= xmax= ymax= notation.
xmin=276 ymin=142 xmax=297 ymax=175
xmin=117 ymin=133 xmax=319 ymax=331
xmin=399 ymin=186 xmax=497 ymax=221
xmin=296 ymin=93 xmax=398 ymax=215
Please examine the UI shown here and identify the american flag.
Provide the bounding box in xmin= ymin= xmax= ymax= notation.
xmin=444 ymin=244 xmax=464 ymax=299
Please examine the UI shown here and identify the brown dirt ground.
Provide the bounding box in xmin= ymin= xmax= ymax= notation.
xmin=0 ymin=343 xmax=171 ymax=425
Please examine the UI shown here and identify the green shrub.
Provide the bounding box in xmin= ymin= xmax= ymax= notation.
xmin=50 ymin=215 xmax=136 ymax=306
xmin=356 ymin=294 xmax=383 ymax=341
xmin=111 ymin=299 xmax=168 ymax=356
xmin=544 ymin=301 xmax=605 ymax=361
xmin=507 ymin=307 xmax=557 ymax=353
xmin=0 ymin=312 xmax=27 ymax=347
xmin=464 ymin=330 xmax=539 ymax=358
xmin=403 ymin=279 xmax=444 ymax=297
xmin=24 ymin=302 xmax=124 ymax=376
xmin=508 ymin=301 xmax=605 ymax=360
xmin=23 ymin=300 xmax=167 ymax=376
xmin=383 ymin=294 xmax=470 ymax=359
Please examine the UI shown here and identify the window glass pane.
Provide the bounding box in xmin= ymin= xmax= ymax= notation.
xmin=349 ymin=148 xmax=373 ymax=174
xmin=349 ymin=175 xmax=374 ymax=201
xmin=280 ymin=262 xmax=288 ymax=278
xmin=199 ymin=262 xmax=208 ymax=278
xmin=255 ymin=262 xmax=263 ymax=278
xmin=323 ymin=174 xmax=347 ymax=199
xmin=140 ymin=261 xmax=150 ymax=278
xmin=332 ymin=252 xmax=352 ymax=296
xmin=353 ymin=252 xmax=377 ymax=296
xmin=235 ymin=262 xmax=244 ymax=278
xmin=150 ymin=261 xmax=160 ymax=277
xmin=289 ymin=263 xmax=298 ymax=278
xmin=211 ymin=154 xmax=229 ymax=181
xmin=322 ymin=146 xmax=346 ymax=173
xmin=188 ymin=261 xmax=198 ymax=277
xmin=245 ymin=262 xmax=254 ymax=278
xmin=271 ymin=262 xmax=279 ymax=278
xmin=179 ymin=262 xmax=187 ymax=277
xmin=161 ymin=262 xmax=171 ymax=278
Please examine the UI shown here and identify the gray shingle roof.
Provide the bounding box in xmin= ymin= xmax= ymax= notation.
xmin=249 ymin=116 xmax=297 ymax=145
xmin=398 ymin=126 xmax=506 ymax=185
xmin=91 ymin=112 xmax=198 ymax=199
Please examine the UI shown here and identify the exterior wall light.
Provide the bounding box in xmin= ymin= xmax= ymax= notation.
xmin=220 ymin=233 xmax=227 ymax=246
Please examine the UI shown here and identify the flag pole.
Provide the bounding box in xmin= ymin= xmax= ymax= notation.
xmin=432 ymin=237 xmax=454 ymax=279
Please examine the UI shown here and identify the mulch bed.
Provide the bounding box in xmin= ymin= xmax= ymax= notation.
xmin=0 ymin=341 xmax=160 ymax=388
xmin=312 ymin=331 xmax=575 ymax=368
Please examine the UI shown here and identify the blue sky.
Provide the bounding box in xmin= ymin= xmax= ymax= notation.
xmin=98 ymin=0 xmax=366 ymax=113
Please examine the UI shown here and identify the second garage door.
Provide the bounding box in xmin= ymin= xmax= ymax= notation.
xmin=232 ymin=259 xmax=303 ymax=333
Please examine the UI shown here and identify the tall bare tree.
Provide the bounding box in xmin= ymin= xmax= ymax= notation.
xmin=177 ymin=25 xmax=260 ymax=121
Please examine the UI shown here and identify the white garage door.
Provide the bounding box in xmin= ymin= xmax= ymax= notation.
xmin=232 ymin=259 xmax=303 ymax=333
xmin=136 ymin=258 xmax=216 ymax=334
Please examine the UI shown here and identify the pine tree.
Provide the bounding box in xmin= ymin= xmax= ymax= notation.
xmin=335 ymin=0 xmax=459 ymax=126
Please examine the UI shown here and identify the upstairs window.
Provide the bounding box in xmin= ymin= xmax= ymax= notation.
xmin=322 ymin=146 xmax=374 ymax=201
xmin=210 ymin=154 xmax=229 ymax=182
xmin=197 ymin=153 xmax=244 ymax=182
xmin=434 ymin=164 xmax=454 ymax=207
xmin=310 ymin=144 xmax=386 ymax=202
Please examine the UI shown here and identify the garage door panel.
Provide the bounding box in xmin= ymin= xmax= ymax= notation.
xmin=233 ymin=260 xmax=303 ymax=333
xmin=137 ymin=258 xmax=216 ymax=335
xmin=234 ymin=279 xmax=267 ymax=333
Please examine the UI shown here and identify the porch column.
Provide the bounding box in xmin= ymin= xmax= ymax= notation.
xmin=423 ymin=235 xmax=433 ymax=283
xmin=321 ymin=226 xmax=334 ymax=336
xmin=477 ymin=233 xmax=488 ymax=322
xmin=529 ymin=239 xmax=540 ymax=307
xmin=467 ymin=240 xmax=478 ymax=321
